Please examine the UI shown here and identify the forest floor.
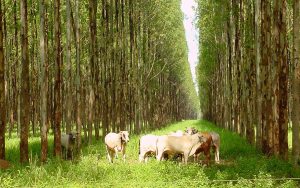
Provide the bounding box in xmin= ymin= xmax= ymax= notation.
xmin=1 ymin=120 xmax=300 ymax=187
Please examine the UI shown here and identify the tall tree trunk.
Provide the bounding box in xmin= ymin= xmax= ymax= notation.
xmin=9 ymin=0 xmax=18 ymax=138
xmin=65 ymin=0 xmax=72 ymax=134
xmin=292 ymin=0 xmax=300 ymax=166
xmin=20 ymin=0 xmax=30 ymax=163
xmin=88 ymin=0 xmax=97 ymax=144
xmin=75 ymin=0 xmax=81 ymax=152
xmin=0 ymin=0 xmax=6 ymax=160
xmin=53 ymin=0 xmax=62 ymax=157
xmin=255 ymin=0 xmax=262 ymax=149
xmin=274 ymin=0 xmax=288 ymax=160
xmin=39 ymin=0 xmax=48 ymax=163
xmin=261 ymin=0 xmax=273 ymax=156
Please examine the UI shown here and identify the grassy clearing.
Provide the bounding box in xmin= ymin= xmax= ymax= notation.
xmin=0 ymin=120 xmax=299 ymax=187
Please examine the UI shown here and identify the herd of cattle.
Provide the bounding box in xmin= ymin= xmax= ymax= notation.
xmin=0 ymin=127 xmax=221 ymax=169
xmin=104 ymin=127 xmax=220 ymax=165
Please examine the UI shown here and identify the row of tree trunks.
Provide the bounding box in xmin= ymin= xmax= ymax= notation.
xmin=0 ymin=0 xmax=198 ymax=163
xmin=198 ymin=0 xmax=293 ymax=161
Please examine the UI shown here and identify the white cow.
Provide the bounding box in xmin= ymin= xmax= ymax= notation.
xmin=61 ymin=132 xmax=77 ymax=160
xmin=139 ymin=134 xmax=159 ymax=162
xmin=156 ymin=134 xmax=205 ymax=164
xmin=104 ymin=131 xmax=130 ymax=163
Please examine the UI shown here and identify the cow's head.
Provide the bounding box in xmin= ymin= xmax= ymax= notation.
xmin=120 ymin=131 xmax=130 ymax=143
xmin=68 ymin=132 xmax=78 ymax=144
xmin=185 ymin=127 xmax=198 ymax=135
xmin=197 ymin=133 xmax=207 ymax=143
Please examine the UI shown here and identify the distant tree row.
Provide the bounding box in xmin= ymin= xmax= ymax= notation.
xmin=0 ymin=0 xmax=198 ymax=163
xmin=197 ymin=0 xmax=299 ymax=165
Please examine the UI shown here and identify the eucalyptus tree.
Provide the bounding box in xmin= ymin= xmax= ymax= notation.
xmin=53 ymin=0 xmax=62 ymax=157
xmin=292 ymin=0 xmax=300 ymax=166
xmin=39 ymin=0 xmax=48 ymax=163
xmin=20 ymin=0 xmax=30 ymax=163
xmin=0 ymin=0 xmax=6 ymax=160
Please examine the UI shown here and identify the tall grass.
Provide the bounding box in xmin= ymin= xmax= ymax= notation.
xmin=0 ymin=120 xmax=299 ymax=187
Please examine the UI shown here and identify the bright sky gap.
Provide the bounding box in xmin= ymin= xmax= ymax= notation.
xmin=181 ymin=0 xmax=199 ymax=94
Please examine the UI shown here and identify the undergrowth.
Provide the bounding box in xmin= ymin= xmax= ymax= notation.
xmin=0 ymin=120 xmax=299 ymax=187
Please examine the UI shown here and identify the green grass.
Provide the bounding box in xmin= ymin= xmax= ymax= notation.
xmin=0 ymin=120 xmax=299 ymax=187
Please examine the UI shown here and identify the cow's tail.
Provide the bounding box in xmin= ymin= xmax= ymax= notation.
xmin=138 ymin=139 xmax=140 ymax=155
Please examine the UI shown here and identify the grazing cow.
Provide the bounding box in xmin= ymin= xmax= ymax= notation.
xmin=139 ymin=134 xmax=159 ymax=162
xmin=185 ymin=127 xmax=220 ymax=163
xmin=193 ymin=132 xmax=212 ymax=165
xmin=104 ymin=131 xmax=129 ymax=163
xmin=61 ymin=132 xmax=77 ymax=160
xmin=0 ymin=159 xmax=10 ymax=169
xmin=156 ymin=133 xmax=205 ymax=164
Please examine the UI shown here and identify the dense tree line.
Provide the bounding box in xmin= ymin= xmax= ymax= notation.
xmin=197 ymin=0 xmax=299 ymax=165
xmin=0 ymin=0 xmax=198 ymax=163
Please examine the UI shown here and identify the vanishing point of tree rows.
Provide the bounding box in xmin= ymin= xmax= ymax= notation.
xmin=197 ymin=0 xmax=300 ymax=166
xmin=0 ymin=0 xmax=199 ymax=163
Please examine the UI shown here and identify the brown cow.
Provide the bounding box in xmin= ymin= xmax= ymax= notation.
xmin=186 ymin=127 xmax=220 ymax=163
xmin=193 ymin=132 xmax=212 ymax=165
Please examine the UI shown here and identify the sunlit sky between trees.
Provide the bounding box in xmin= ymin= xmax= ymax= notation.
xmin=181 ymin=0 xmax=199 ymax=94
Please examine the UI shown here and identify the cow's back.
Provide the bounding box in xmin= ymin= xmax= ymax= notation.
xmin=105 ymin=133 xmax=120 ymax=149
xmin=157 ymin=135 xmax=199 ymax=154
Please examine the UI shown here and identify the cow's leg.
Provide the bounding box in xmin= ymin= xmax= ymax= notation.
xmin=61 ymin=146 xmax=64 ymax=159
xmin=183 ymin=152 xmax=189 ymax=164
xmin=106 ymin=146 xmax=113 ymax=163
xmin=71 ymin=149 xmax=74 ymax=161
xmin=65 ymin=147 xmax=68 ymax=160
xmin=193 ymin=151 xmax=201 ymax=162
xmin=204 ymin=149 xmax=210 ymax=165
xmin=212 ymin=145 xmax=217 ymax=163
xmin=139 ymin=151 xmax=145 ymax=162
xmin=156 ymin=149 xmax=163 ymax=161
xmin=122 ymin=147 xmax=126 ymax=162
xmin=114 ymin=147 xmax=119 ymax=159
xmin=111 ymin=151 xmax=115 ymax=163
xmin=216 ymin=147 xmax=220 ymax=163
